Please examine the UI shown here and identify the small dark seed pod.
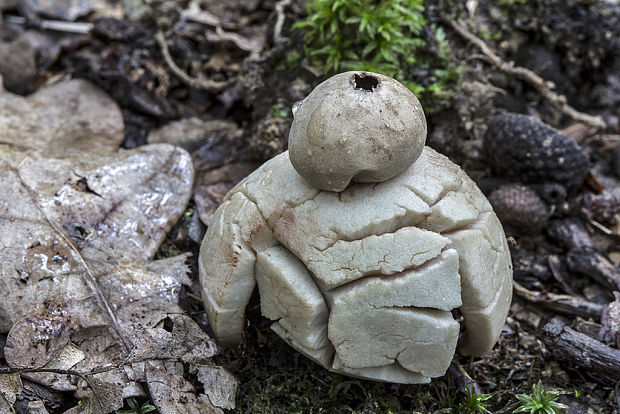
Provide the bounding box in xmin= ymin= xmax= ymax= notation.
xmin=580 ymin=187 xmax=620 ymax=224
xmin=484 ymin=113 xmax=590 ymax=191
xmin=511 ymin=249 xmax=553 ymax=284
xmin=546 ymin=218 xmax=593 ymax=250
xmin=530 ymin=182 xmax=567 ymax=205
xmin=488 ymin=184 xmax=549 ymax=235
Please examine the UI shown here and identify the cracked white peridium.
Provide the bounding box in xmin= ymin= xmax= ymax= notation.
xmin=306 ymin=226 xmax=451 ymax=289
xmin=255 ymin=245 xmax=330 ymax=350
xmin=199 ymin=146 xmax=513 ymax=383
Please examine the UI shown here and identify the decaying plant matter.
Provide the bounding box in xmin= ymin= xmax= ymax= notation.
xmin=0 ymin=80 xmax=236 ymax=413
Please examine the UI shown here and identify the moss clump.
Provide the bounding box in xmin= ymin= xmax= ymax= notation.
xmin=291 ymin=0 xmax=462 ymax=110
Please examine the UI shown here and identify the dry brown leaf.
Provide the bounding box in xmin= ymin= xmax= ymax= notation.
xmin=147 ymin=118 xmax=240 ymax=153
xmin=65 ymin=375 xmax=124 ymax=414
xmin=0 ymin=35 xmax=42 ymax=95
xmin=194 ymin=162 xmax=259 ymax=225
xmin=0 ymin=395 xmax=15 ymax=414
xmin=23 ymin=400 xmax=50 ymax=413
xmin=0 ymin=80 xmax=234 ymax=411
xmin=145 ymin=362 xmax=223 ymax=414
xmin=129 ymin=314 xmax=218 ymax=364
xmin=0 ymin=373 xmax=22 ymax=407
xmin=147 ymin=117 xmax=257 ymax=226
xmin=195 ymin=365 xmax=238 ymax=410
xmin=18 ymin=343 xmax=87 ymax=392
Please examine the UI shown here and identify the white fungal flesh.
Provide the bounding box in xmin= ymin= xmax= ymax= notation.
xmin=305 ymin=227 xmax=451 ymax=289
xmin=255 ymin=245 xmax=330 ymax=350
xmin=198 ymin=191 xmax=278 ymax=346
xmin=199 ymin=147 xmax=513 ymax=383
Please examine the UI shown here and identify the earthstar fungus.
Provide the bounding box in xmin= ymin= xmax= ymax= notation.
xmin=289 ymin=72 xmax=427 ymax=192
xmin=199 ymin=71 xmax=513 ymax=383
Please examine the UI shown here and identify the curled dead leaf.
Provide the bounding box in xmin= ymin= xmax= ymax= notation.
xmin=195 ymin=365 xmax=238 ymax=410
xmin=0 ymin=80 xmax=236 ymax=411
xmin=145 ymin=362 xmax=224 ymax=414
xmin=0 ymin=372 xmax=22 ymax=406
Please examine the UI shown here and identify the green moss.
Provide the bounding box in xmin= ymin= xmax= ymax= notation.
xmin=291 ymin=0 xmax=462 ymax=111
xmin=270 ymin=104 xmax=290 ymax=119
xmin=214 ymin=305 xmax=580 ymax=412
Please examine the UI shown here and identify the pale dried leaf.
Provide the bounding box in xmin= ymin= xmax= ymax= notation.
xmin=0 ymin=79 xmax=122 ymax=160
xmin=0 ymin=80 xmax=197 ymax=396
xmin=147 ymin=117 xmax=256 ymax=226
xmin=44 ymin=343 xmax=86 ymax=370
xmin=0 ymin=373 xmax=22 ymax=405
xmin=0 ymin=395 xmax=15 ymax=414
xmin=129 ymin=314 xmax=218 ymax=364
xmin=25 ymin=400 xmax=50 ymax=414
xmin=0 ymin=79 xmax=236 ymax=411
xmin=146 ymin=363 xmax=223 ymax=414
xmin=0 ymin=395 xmax=14 ymax=414
xmin=20 ymin=343 xmax=87 ymax=393
xmin=65 ymin=375 xmax=124 ymax=414
xmin=195 ymin=365 xmax=238 ymax=410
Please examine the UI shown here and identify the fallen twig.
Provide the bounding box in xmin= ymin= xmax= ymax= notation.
xmin=600 ymin=292 xmax=620 ymax=348
xmin=513 ymin=281 xmax=603 ymax=321
xmin=441 ymin=15 xmax=607 ymax=130
xmin=547 ymin=254 xmax=578 ymax=296
xmin=0 ymin=357 xmax=185 ymax=409
xmin=566 ymin=247 xmax=620 ymax=292
xmin=155 ymin=30 xmax=236 ymax=93
xmin=0 ymin=357 xmax=181 ymax=377
xmin=541 ymin=317 xmax=620 ymax=379
xmin=206 ymin=26 xmax=263 ymax=53
xmin=2 ymin=14 xmax=93 ymax=34
xmin=273 ymin=0 xmax=292 ymax=46
xmin=144 ymin=61 xmax=171 ymax=96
